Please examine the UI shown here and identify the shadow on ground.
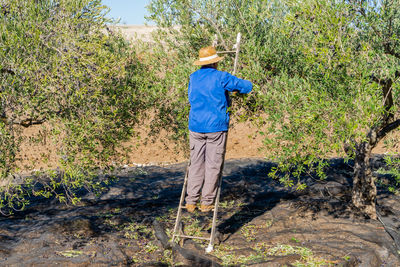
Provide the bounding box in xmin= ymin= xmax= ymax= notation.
xmin=0 ymin=157 xmax=399 ymax=266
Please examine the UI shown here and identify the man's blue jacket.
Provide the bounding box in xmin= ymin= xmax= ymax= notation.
xmin=188 ymin=66 xmax=253 ymax=133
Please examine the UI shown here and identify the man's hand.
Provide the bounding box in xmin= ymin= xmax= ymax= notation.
xmin=231 ymin=90 xmax=239 ymax=96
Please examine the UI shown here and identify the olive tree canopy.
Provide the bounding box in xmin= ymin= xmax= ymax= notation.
xmin=146 ymin=0 xmax=400 ymax=219
xmin=0 ymin=0 xmax=151 ymax=211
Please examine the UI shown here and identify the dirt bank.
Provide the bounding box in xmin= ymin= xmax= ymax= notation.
xmin=15 ymin=117 xmax=399 ymax=172
xmin=15 ymin=120 xmax=266 ymax=171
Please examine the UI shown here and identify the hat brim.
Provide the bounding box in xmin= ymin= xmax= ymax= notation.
xmin=194 ymin=55 xmax=224 ymax=66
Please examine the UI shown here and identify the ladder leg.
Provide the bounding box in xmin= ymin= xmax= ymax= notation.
xmin=206 ymin=174 xmax=223 ymax=253
xmin=172 ymin=162 xmax=190 ymax=243
xmin=206 ymin=132 xmax=228 ymax=253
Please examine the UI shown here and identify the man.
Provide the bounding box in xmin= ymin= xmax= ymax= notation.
xmin=185 ymin=46 xmax=253 ymax=213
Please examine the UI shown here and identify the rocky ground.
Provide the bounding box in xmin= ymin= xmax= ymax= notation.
xmin=0 ymin=157 xmax=399 ymax=266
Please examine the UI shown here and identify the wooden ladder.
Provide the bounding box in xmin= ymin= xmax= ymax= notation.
xmin=171 ymin=159 xmax=224 ymax=253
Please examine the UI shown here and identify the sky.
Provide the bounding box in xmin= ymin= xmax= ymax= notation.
xmin=101 ymin=0 xmax=153 ymax=25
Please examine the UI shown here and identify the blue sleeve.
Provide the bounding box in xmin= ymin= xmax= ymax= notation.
xmin=220 ymin=72 xmax=253 ymax=94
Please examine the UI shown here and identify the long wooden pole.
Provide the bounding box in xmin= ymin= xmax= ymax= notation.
xmin=216 ymin=32 xmax=242 ymax=75
xmin=233 ymin=32 xmax=241 ymax=75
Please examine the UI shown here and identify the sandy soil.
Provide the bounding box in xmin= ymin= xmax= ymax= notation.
xmin=15 ymin=116 xmax=399 ymax=173
xmin=15 ymin=119 xmax=266 ymax=171
xmin=111 ymin=25 xmax=158 ymax=43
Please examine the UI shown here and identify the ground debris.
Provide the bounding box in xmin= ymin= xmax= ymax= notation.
xmin=0 ymin=158 xmax=398 ymax=266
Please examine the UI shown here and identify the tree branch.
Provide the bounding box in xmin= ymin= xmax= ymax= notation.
xmin=0 ymin=68 xmax=15 ymax=75
xmin=355 ymin=1 xmax=400 ymax=60
xmin=370 ymin=74 xmax=385 ymax=86
xmin=370 ymin=71 xmax=400 ymax=86
xmin=376 ymin=119 xmax=400 ymax=143
xmin=382 ymin=79 xmax=394 ymax=118
xmin=394 ymin=70 xmax=400 ymax=80
xmin=370 ymin=72 xmax=397 ymax=123
xmin=383 ymin=42 xmax=400 ymax=59
xmin=189 ymin=7 xmax=229 ymax=51
xmin=15 ymin=118 xmax=47 ymax=128
xmin=357 ymin=4 xmax=382 ymax=39
xmin=0 ymin=4 xmax=9 ymax=16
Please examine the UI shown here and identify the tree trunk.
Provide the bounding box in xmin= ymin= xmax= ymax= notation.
xmin=352 ymin=141 xmax=377 ymax=219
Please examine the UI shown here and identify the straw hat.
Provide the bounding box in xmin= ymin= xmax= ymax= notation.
xmin=194 ymin=46 xmax=224 ymax=66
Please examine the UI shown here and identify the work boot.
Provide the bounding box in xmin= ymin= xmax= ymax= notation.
xmin=200 ymin=204 xmax=214 ymax=212
xmin=185 ymin=204 xmax=196 ymax=213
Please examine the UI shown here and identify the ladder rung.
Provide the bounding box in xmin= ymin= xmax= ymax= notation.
xmin=181 ymin=207 xmax=215 ymax=211
xmin=217 ymin=50 xmax=236 ymax=54
xmin=173 ymin=234 xmax=211 ymax=241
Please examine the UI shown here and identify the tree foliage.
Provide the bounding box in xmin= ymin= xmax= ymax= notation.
xmin=146 ymin=0 xmax=400 ymax=218
xmin=0 ymin=0 xmax=151 ymax=212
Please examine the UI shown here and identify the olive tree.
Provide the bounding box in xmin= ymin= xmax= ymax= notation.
xmin=0 ymin=0 xmax=151 ymax=211
xmin=262 ymin=0 xmax=400 ymax=219
xmin=146 ymin=0 xmax=400 ymax=219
